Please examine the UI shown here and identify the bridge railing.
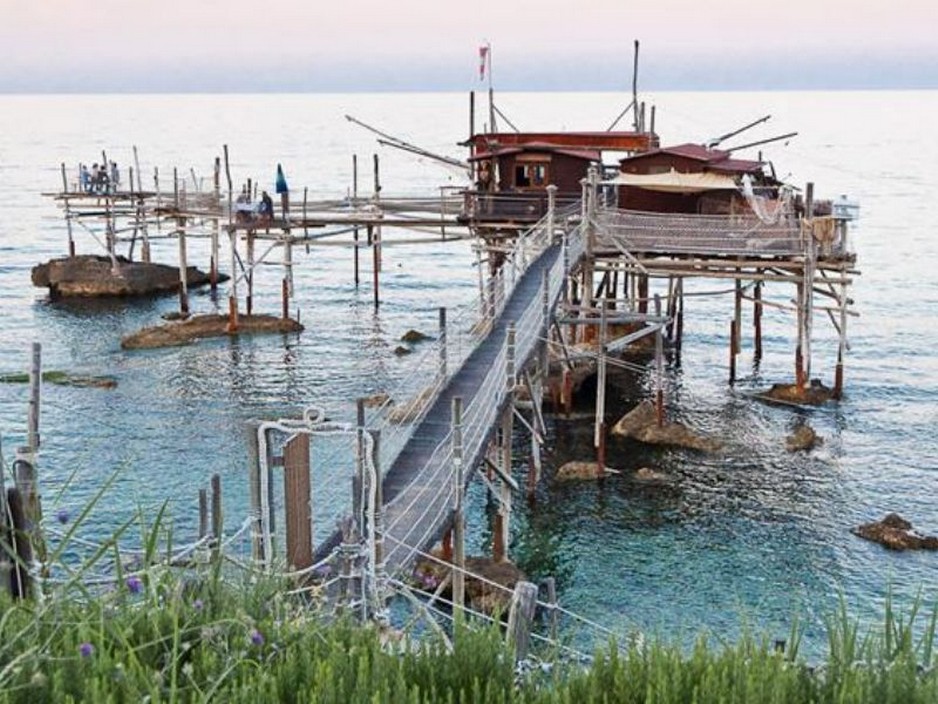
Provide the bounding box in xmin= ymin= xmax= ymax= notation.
xmin=364 ymin=207 xmax=564 ymax=472
xmin=381 ymin=219 xmax=588 ymax=573
xmin=593 ymin=207 xmax=803 ymax=257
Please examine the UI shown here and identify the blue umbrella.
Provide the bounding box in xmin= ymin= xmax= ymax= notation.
xmin=275 ymin=163 xmax=288 ymax=194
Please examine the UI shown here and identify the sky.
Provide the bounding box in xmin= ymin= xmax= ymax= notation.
xmin=2 ymin=0 xmax=937 ymax=92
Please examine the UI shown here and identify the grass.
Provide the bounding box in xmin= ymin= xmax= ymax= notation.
xmin=1 ymin=497 xmax=937 ymax=702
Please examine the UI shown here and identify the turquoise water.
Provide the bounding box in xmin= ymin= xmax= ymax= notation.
xmin=1 ymin=91 xmax=937 ymax=656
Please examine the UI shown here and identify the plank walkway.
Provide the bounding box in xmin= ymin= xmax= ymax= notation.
xmin=379 ymin=243 xmax=561 ymax=575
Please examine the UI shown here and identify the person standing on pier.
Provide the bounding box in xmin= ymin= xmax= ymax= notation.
xmin=109 ymin=162 xmax=120 ymax=193
xmin=275 ymin=163 xmax=289 ymax=219
xmin=79 ymin=164 xmax=91 ymax=193
xmin=259 ymin=190 xmax=274 ymax=223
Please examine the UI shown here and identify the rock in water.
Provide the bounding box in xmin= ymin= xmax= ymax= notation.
xmin=756 ymin=380 xmax=835 ymax=406
xmin=32 ymin=255 xmax=225 ymax=298
xmin=786 ymin=424 xmax=821 ymax=452
xmin=853 ymin=513 xmax=938 ymax=551
xmin=121 ymin=314 xmax=303 ymax=350
xmin=555 ymin=461 xmax=619 ymax=481
xmin=611 ymin=400 xmax=722 ymax=452
xmin=634 ymin=467 xmax=673 ymax=484
xmin=401 ymin=329 xmax=432 ymax=344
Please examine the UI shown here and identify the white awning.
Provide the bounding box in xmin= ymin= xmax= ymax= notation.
xmin=602 ymin=169 xmax=738 ymax=193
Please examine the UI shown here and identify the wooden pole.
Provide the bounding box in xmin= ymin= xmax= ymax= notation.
xmin=506 ymin=581 xmax=539 ymax=661
xmin=246 ymin=421 xmax=264 ymax=565
xmin=803 ymin=182 xmax=815 ymax=389
xmin=753 ymin=279 xmax=763 ymax=362
xmin=353 ymin=154 xmax=360 ymax=286
xmin=174 ymin=170 xmax=190 ymax=316
xmin=27 ymin=342 xmax=40 ymax=453
xmin=198 ymin=489 xmax=208 ymax=540
xmin=372 ymin=154 xmax=382 ymax=309
xmin=729 ymin=320 xmax=737 ymax=385
xmin=734 ymin=273 xmax=743 ymax=353
xmin=834 ymin=279 xmax=848 ymax=399
xmin=439 ymin=307 xmax=447 ymax=380
xmin=283 ymin=433 xmax=313 ymax=572
xmin=224 ymin=146 xmax=238 ymax=332
xmin=210 ymin=473 xmax=222 ymax=563
xmin=595 ymin=307 xmax=607 ymax=468
xmin=246 ymin=228 xmax=255 ymax=316
xmin=451 ymin=396 xmax=465 ymax=619
xmin=675 ymin=277 xmax=684 ymax=363
xmin=60 ymin=164 xmax=76 ymax=257
xmin=655 ymin=295 xmax=664 ymax=427
xmin=370 ymin=224 xmax=379 ymax=309
xmin=211 ymin=157 xmax=221 ymax=293
xmin=6 ymin=488 xmax=31 ymax=599
xmin=631 ymin=40 xmax=640 ymax=132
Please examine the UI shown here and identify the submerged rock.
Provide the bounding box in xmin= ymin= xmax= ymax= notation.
xmin=32 ymin=255 xmax=226 ymax=298
xmin=361 ymin=392 xmax=391 ymax=408
xmin=554 ymin=461 xmax=619 ymax=481
xmin=756 ymin=380 xmax=835 ymax=406
xmin=611 ymin=400 xmax=722 ymax=452
xmin=401 ymin=329 xmax=432 ymax=344
xmin=0 ymin=370 xmax=116 ymax=389
xmin=634 ymin=467 xmax=674 ymax=484
xmin=121 ymin=314 xmax=303 ymax=350
xmin=393 ymin=346 xmax=412 ymax=357
xmin=786 ymin=424 xmax=822 ymax=452
xmin=853 ymin=513 xmax=938 ymax=551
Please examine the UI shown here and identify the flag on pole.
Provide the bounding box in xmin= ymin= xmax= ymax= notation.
xmin=479 ymin=45 xmax=489 ymax=81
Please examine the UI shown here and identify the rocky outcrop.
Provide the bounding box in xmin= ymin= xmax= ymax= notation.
xmin=611 ymin=401 xmax=722 ymax=452
xmin=756 ymin=380 xmax=835 ymax=406
xmin=634 ymin=467 xmax=674 ymax=484
xmin=32 ymin=255 xmax=226 ymax=298
xmin=412 ymin=553 xmax=526 ymax=616
xmin=401 ymin=329 xmax=432 ymax=344
xmin=853 ymin=514 xmax=938 ymax=551
xmin=554 ymin=461 xmax=618 ymax=481
xmin=121 ymin=314 xmax=303 ymax=350
xmin=786 ymin=424 xmax=821 ymax=452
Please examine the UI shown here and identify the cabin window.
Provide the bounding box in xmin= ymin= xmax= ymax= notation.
xmin=514 ymin=162 xmax=549 ymax=189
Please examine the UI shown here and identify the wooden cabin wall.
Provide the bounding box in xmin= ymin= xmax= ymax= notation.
xmin=617 ymin=186 xmax=702 ymax=213
xmin=496 ymin=153 xmax=593 ymax=192
xmin=619 ymin=153 xmax=704 ymax=175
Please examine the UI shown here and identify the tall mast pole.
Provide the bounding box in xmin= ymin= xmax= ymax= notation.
xmin=487 ymin=43 xmax=496 ymax=134
xmin=631 ymin=40 xmax=640 ymax=132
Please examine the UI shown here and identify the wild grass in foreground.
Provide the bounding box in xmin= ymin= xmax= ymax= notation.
xmin=1 ymin=570 xmax=937 ymax=703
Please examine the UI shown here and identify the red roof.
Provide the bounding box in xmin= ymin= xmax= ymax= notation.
xmin=619 ymin=142 xmax=763 ymax=174
xmin=469 ymin=144 xmax=600 ymax=162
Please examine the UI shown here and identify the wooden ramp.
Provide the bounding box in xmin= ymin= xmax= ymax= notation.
xmin=379 ymin=243 xmax=563 ymax=575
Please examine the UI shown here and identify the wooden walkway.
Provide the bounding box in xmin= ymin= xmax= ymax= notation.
xmin=379 ymin=243 xmax=562 ymax=574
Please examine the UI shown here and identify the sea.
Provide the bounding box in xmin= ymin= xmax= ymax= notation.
xmin=1 ymin=90 xmax=937 ymax=657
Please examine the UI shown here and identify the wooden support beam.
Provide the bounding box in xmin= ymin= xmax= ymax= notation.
xmin=283 ymin=433 xmax=313 ymax=572
xmin=507 ymin=581 xmax=539 ymax=661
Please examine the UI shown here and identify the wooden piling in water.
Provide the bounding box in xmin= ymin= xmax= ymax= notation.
xmin=246 ymin=421 xmax=264 ymax=565
xmin=198 ymin=489 xmax=208 ymax=540
xmin=210 ymin=473 xmax=222 ymax=563
xmin=729 ymin=320 xmax=737 ymax=385
xmin=60 ymin=164 xmax=76 ymax=257
xmin=174 ymin=169 xmax=190 ymax=316
xmin=6 ymin=488 xmax=31 ymax=599
xmin=224 ymin=146 xmax=239 ymax=332
xmin=211 ymin=157 xmax=221 ymax=293
xmin=753 ymin=279 xmax=763 ymax=361
xmin=283 ymin=433 xmax=313 ymax=572
xmin=655 ymin=294 xmax=665 ymax=427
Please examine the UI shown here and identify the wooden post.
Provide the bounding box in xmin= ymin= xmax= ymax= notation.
xmin=283 ymin=433 xmax=313 ymax=572
xmin=198 ymin=489 xmax=208 ymax=540
xmin=352 ymin=155 xmax=360 ymax=286
xmin=495 ymin=325 xmax=515 ymax=562
xmin=595 ymin=307 xmax=607 ymax=463
xmin=834 ymin=280 xmax=848 ymax=399
xmin=655 ymin=295 xmax=664 ymax=427
xmin=506 ymin=581 xmax=539 ymax=661
xmin=6 ymin=488 xmax=31 ymax=599
xmin=729 ymin=320 xmax=737 ymax=385
xmin=542 ymin=576 xmax=559 ymax=641
xmin=224 ymin=146 xmax=238 ymax=332
xmin=174 ymin=169 xmax=189 ymax=316
xmin=753 ymin=279 xmax=763 ymax=362
xmin=801 ymin=183 xmax=817 ymax=389
xmin=675 ymin=277 xmax=684 ymax=363
xmin=355 ymin=398 xmax=366 ymax=531
xmin=373 ymin=154 xmax=382 ymax=309
xmin=439 ymin=307 xmax=447 ymax=379
xmin=246 ymin=421 xmax=265 ymax=566
xmin=211 ymin=157 xmax=221 ymax=293
xmin=210 ymin=473 xmax=222 ymax=563
xmin=246 ymin=228 xmax=255 ymax=316
xmin=734 ymin=274 xmax=743 ymax=353
xmin=451 ymin=396 xmax=465 ymax=618
xmin=27 ymin=342 xmax=40 ymax=453
xmin=60 ymin=164 xmax=76 ymax=257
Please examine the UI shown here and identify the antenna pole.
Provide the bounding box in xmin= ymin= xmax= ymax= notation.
xmin=631 ymin=40 xmax=640 ymax=132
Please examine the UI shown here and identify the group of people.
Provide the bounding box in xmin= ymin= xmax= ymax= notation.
xmin=234 ymin=186 xmax=274 ymax=224
xmin=79 ymin=162 xmax=120 ymax=194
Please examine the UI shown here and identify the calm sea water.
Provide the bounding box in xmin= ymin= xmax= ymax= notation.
xmin=1 ymin=90 xmax=937 ymax=656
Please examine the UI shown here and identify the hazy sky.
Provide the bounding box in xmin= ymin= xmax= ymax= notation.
xmin=3 ymin=0 xmax=937 ymax=91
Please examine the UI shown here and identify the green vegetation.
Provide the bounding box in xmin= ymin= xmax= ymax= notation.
xmin=2 ymin=498 xmax=936 ymax=702
xmin=0 ymin=371 xmax=116 ymax=388
xmin=1 ymin=569 xmax=937 ymax=702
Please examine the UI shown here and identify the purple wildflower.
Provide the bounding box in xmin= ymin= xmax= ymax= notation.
xmin=193 ymin=599 xmax=204 ymax=612
xmin=56 ymin=508 xmax=70 ymax=525
xmin=79 ymin=642 xmax=94 ymax=658
xmin=249 ymin=629 xmax=265 ymax=647
xmin=125 ymin=575 xmax=143 ymax=595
